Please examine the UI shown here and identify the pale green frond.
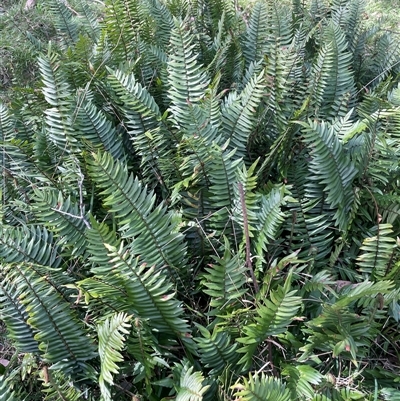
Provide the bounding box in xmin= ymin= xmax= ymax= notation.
xmin=233 ymin=373 xmax=291 ymax=401
xmin=176 ymin=363 xmax=210 ymax=401
xmin=98 ymin=312 xmax=131 ymax=401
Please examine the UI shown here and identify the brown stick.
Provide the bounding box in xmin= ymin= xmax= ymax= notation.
xmin=238 ymin=182 xmax=259 ymax=293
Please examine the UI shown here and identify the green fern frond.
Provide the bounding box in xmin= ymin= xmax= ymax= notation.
xmin=221 ymin=68 xmax=265 ymax=158
xmin=38 ymin=53 xmax=77 ymax=152
xmin=237 ymin=284 xmax=302 ymax=368
xmin=32 ymin=188 xmax=88 ymax=257
xmin=254 ymin=186 xmax=288 ymax=270
xmin=298 ymin=117 xmax=358 ymax=231
xmin=176 ymin=363 xmax=210 ymax=401
xmin=233 ymin=373 xmax=291 ymax=401
xmin=356 ymin=224 xmax=397 ymax=280
xmin=0 ymin=266 xmax=39 ymax=354
xmin=282 ymin=364 xmax=323 ymax=400
xmin=4 ymin=263 xmax=97 ymax=373
xmin=0 ymin=103 xmax=14 ymax=141
xmin=41 ymin=370 xmax=82 ymax=401
xmin=98 ymin=312 xmax=131 ymax=401
xmin=167 ymin=18 xmax=210 ymax=121
xmin=44 ymin=0 xmax=79 ymax=46
xmin=0 ymin=226 xmax=61 ymax=267
xmin=107 ymin=68 xmax=174 ymax=185
xmin=0 ymin=373 xmax=16 ymax=401
xmin=73 ymin=90 xmax=125 ymax=160
xmin=87 ymin=151 xmax=187 ymax=270
xmin=242 ymin=2 xmax=268 ymax=67
xmin=308 ymin=22 xmax=356 ymax=120
xmin=202 ymin=237 xmax=247 ymax=311
xmin=195 ymin=324 xmax=239 ymax=376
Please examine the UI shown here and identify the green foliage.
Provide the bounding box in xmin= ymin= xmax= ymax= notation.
xmin=0 ymin=0 xmax=400 ymax=399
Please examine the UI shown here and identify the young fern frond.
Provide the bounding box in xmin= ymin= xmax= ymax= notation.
xmin=233 ymin=373 xmax=291 ymax=401
xmin=175 ymin=363 xmax=210 ymax=401
xmin=98 ymin=312 xmax=131 ymax=401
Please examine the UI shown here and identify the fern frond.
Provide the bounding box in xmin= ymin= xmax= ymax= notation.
xmin=41 ymin=370 xmax=82 ymax=401
xmin=167 ymin=18 xmax=210 ymax=122
xmin=176 ymin=363 xmax=210 ymax=401
xmin=4 ymin=263 xmax=97 ymax=373
xmin=195 ymin=324 xmax=239 ymax=376
xmin=237 ymin=285 xmax=302 ymax=368
xmin=221 ymin=68 xmax=265 ymax=158
xmin=233 ymin=373 xmax=291 ymax=401
xmin=356 ymin=224 xmax=397 ymax=280
xmin=0 ymin=226 xmax=61 ymax=267
xmin=282 ymin=365 xmax=323 ymax=400
xmin=298 ymin=117 xmax=358 ymax=231
xmin=44 ymin=0 xmax=79 ymax=46
xmin=73 ymin=90 xmax=125 ymax=160
xmin=38 ymin=53 xmax=77 ymax=152
xmin=98 ymin=312 xmax=131 ymax=401
xmin=0 ymin=266 xmax=39 ymax=354
xmin=308 ymin=22 xmax=356 ymax=120
xmin=242 ymin=2 xmax=268 ymax=67
xmin=32 ymin=188 xmax=88 ymax=257
xmin=202 ymin=237 xmax=247 ymax=311
xmin=88 ymin=151 xmax=187 ymax=270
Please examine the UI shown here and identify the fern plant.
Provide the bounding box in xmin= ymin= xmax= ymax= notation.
xmin=0 ymin=0 xmax=400 ymax=400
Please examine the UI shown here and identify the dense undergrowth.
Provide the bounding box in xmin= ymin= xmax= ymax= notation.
xmin=0 ymin=0 xmax=400 ymax=400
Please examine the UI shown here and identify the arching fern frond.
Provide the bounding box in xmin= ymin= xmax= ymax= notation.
xmin=87 ymin=151 xmax=187 ymax=270
xmin=0 ymin=226 xmax=61 ymax=267
xmin=3 ymin=263 xmax=97 ymax=374
xmin=202 ymin=237 xmax=247 ymax=311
